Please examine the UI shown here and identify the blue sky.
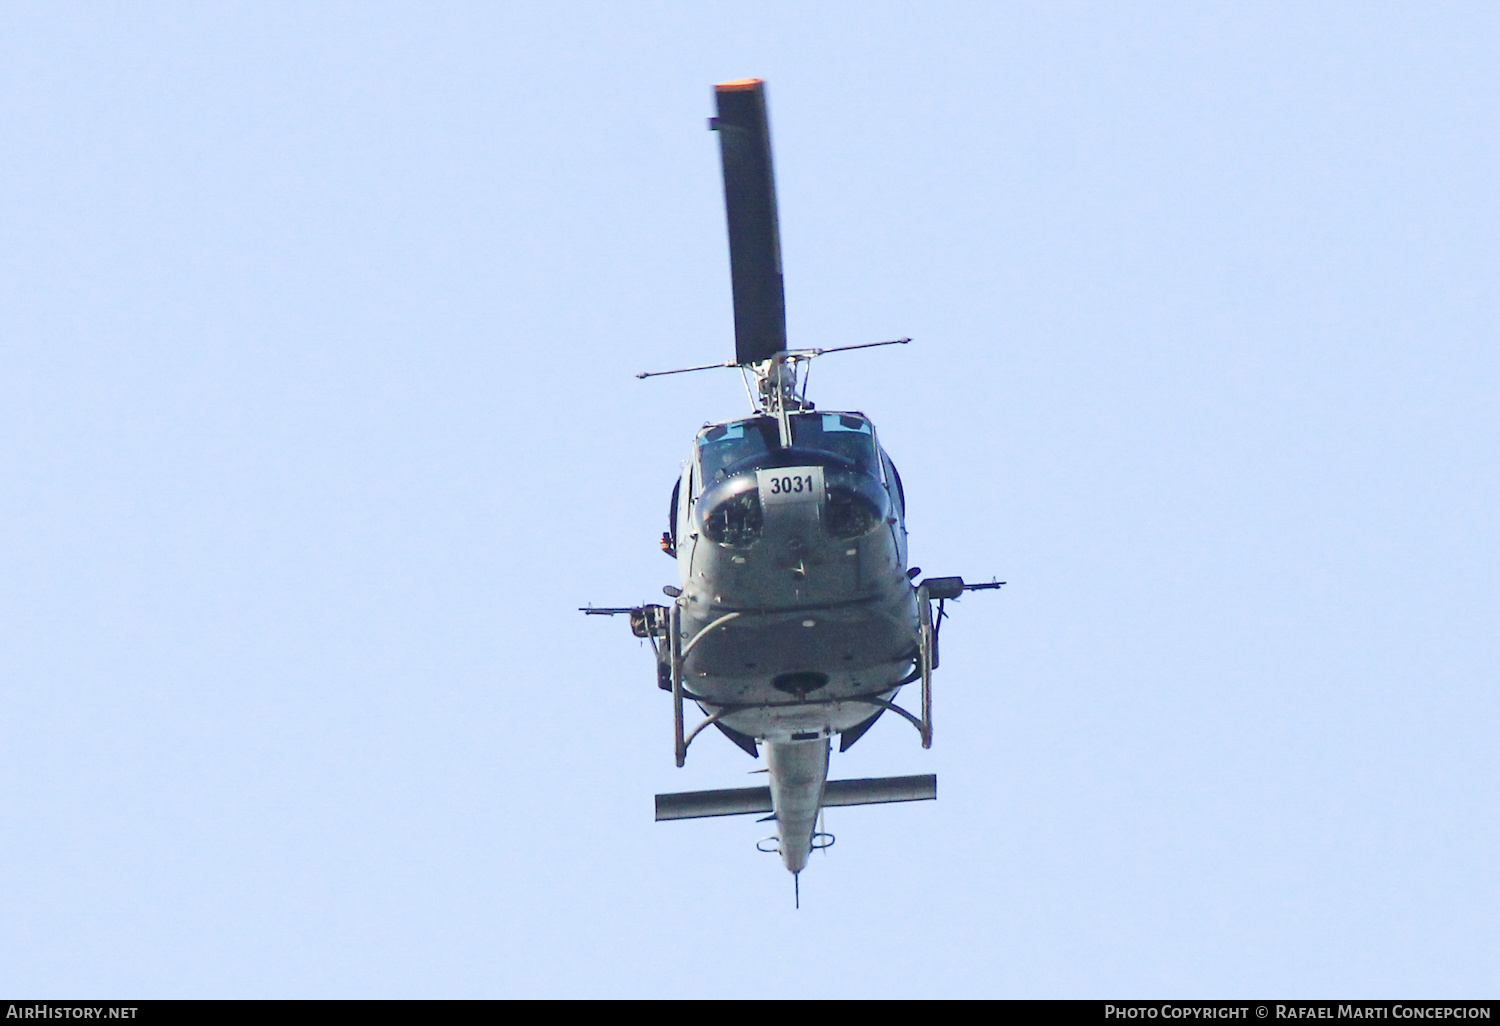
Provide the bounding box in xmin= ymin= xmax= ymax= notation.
xmin=2 ymin=1 xmax=1496 ymax=997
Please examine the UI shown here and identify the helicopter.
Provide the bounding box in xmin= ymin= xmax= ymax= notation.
xmin=584 ymin=79 xmax=1001 ymax=904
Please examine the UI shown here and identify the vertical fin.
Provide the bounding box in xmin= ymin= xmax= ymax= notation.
xmin=794 ymin=871 xmax=800 ymax=909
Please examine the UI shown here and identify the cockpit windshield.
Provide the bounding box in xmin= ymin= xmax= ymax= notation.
xmin=698 ymin=412 xmax=877 ymax=482
xmin=697 ymin=417 xmax=778 ymax=483
xmin=792 ymin=412 xmax=876 ymax=471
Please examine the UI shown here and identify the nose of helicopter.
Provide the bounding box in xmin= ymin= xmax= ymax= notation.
xmin=696 ymin=448 xmax=889 ymax=547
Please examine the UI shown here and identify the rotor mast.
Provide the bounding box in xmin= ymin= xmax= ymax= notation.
xmin=749 ymin=355 xmax=805 ymax=447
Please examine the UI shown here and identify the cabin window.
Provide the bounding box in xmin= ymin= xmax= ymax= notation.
xmin=883 ymin=453 xmax=906 ymax=516
xmin=667 ymin=477 xmax=681 ymax=542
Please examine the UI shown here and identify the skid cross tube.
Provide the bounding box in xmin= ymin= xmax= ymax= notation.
xmin=671 ymin=590 xmax=948 ymax=760
xmin=852 ymin=694 xmax=928 ymax=740
xmin=672 ymin=608 xmax=743 ymax=766
xmin=678 ymin=692 xmax=931 ymax=756
xmin=682 ymin=706 xmax=735 ymax=749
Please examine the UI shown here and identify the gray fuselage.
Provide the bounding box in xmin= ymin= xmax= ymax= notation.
xmin=672 ymin=411 xmax=920 ymax=745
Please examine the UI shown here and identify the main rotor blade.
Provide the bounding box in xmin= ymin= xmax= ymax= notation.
xmin=711 ymin=78 xmax=787 ymax=366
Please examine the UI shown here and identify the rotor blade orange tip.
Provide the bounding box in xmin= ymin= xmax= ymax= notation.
xmin=715 ymin=77 xmax=764 ymax=91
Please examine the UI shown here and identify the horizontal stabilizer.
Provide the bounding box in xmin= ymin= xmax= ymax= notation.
xmin=823 ymin=773 xmax=936 ymax=807
xmin=655 ymin=773 xmax=936 ymax=821
xmin=656 ymin=785 xmax=771 ymax=821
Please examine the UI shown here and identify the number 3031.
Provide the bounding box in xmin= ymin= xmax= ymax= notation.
xmin=769 ymin=475 xmax=814 ymax=495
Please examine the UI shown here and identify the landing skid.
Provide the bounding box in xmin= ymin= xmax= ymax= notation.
xmin=582 ymin=576 xmax=1002 ymax=764
xmin=668 ymin=579 xmax=956 ymax=765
